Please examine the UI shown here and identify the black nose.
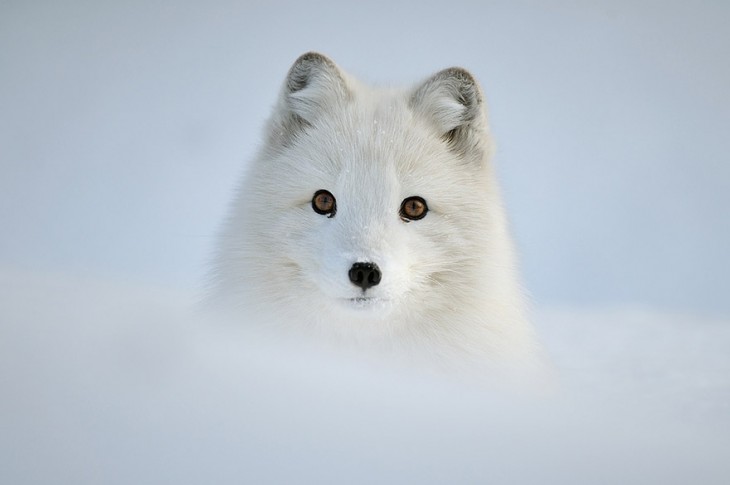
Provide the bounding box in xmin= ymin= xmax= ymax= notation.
xmin=348 ymin=262 xmax=381 ymax=290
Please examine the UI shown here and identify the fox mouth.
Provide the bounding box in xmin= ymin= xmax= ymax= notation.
xmin=341 ymin=295 xmax=388 ymax=309
xmin=350 ymin=296 xmax=375 ymax=303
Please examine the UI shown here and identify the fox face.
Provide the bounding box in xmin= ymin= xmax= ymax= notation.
xmin=216 ymin=53 xmax=532 ymax=348
xmin=216 ymin=53 xmax=520 ymax=342
xmin=272 ymin=115 xmax=443 ymax=318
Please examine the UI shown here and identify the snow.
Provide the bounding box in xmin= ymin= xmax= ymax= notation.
xmin=1 ymin=270 xmax=729 ymax=484
xmin=1 ymin=1 xmax=729 ymax=483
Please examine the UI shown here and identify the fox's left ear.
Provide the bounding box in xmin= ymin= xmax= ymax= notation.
xmin=410 ymin=68 xmax=488 ymax=156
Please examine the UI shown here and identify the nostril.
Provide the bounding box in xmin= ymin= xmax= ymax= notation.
xmin=348 ymin=262 xmax=381 ymax=290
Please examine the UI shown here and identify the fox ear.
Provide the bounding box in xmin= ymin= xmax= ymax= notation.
xmin=410 ymin=68 xmax=487 ymax=155
xmin=278 ymin=52 xmax=350 ymax=129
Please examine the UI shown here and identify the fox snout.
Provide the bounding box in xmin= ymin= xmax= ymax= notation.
xmin=348 ymin=262 xmax=381 ymax=291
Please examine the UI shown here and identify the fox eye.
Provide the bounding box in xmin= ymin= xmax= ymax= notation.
xmin=312 ymin=189 xmax=336 ymax=217
xmin=400 ymin=196 xmax=428 ymax=222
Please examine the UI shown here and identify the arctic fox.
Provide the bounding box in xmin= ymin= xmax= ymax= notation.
xmin=212 ymin=53 xmax=544 ymax=372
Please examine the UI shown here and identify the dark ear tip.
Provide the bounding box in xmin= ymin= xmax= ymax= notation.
xmin=439 ymin=67 xmax=477 ymax=84
xmin=287 ymin=52 xmax=337 ymax=93
xmin=437 ymin=67 xmax=482 ymax=106
xmin=295 ymin=51 xmax=330 ymax=62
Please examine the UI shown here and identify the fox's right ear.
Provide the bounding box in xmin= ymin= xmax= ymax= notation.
xmin=271 ymin=52 xmax=350 ymax=142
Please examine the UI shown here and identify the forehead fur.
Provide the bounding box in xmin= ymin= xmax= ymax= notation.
xmin=274 ymin=84 xmax=488 ymax=198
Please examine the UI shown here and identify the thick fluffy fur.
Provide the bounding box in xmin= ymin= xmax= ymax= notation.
xmin=212 ymin=53 xmax=544 ymax=372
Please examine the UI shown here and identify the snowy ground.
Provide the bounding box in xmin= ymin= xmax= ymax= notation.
xmin=1 ymin=270 xmax=728 ymax=484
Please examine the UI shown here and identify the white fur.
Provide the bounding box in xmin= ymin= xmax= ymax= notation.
xmin=211 ymin=53 xmax=546 ymax=375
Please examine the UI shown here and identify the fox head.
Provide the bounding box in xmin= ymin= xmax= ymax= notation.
xmin=214 ymin=53 xmax=524 ymax=344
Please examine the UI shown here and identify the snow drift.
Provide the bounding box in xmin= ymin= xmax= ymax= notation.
xmin=1 ymin=269 xmax=728 ymax=484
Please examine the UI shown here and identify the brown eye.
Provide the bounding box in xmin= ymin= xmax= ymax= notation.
xmin=312 ymin=189 xmax=336 ymax=217
xmin=400 ymin=196 xmax=428 ymax=222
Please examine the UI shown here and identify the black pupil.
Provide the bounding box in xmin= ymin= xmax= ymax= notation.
xmin=401 ymin=196 xmax=427 ymax=221
xmin=319 ymin=194 xmax=331 ymax=209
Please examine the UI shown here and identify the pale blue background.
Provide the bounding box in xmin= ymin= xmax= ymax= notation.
xmin=1 ymin=0 xmax=728 ymax=316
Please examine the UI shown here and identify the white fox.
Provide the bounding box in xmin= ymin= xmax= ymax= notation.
xmin=212 ymin=53 xmax=546 ymax=373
